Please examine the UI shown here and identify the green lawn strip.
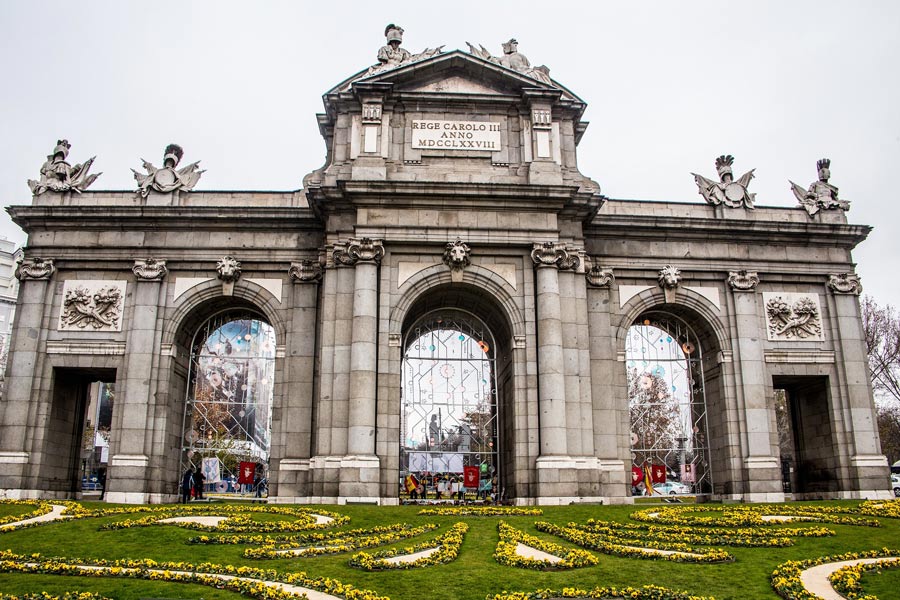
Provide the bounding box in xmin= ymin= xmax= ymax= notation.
xmin=0 ymin=503 xmax=38 ymax=520
xmin=0 ymin=501 xmax=898 ymax=600
xmin=859 ymin=560 xmax=900 ymax=598
xmin=0 ymin=573 xmax=245 ymax=600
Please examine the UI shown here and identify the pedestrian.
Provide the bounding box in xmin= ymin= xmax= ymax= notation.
xmin=193 ymin=466 xmax=205 ymax=500
xmin=98 ymin=469 xmax=107 ymax=501
xmin=253 ymin=469 xmax=266 ymax=502
xmin=180 ymin=467 xmax=194 ymax=504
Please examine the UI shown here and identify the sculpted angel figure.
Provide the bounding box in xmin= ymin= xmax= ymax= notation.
xmin=466 ymin=38 xmax=552 ymax=84
xmin=28 ymin=139 xmax=101 ymax=195
xmin=133 ymin=144 xmax=203 ymax=197
xmin=789 ymin=158 xmax=849 ymax=216
xmin=692 ymin=154 xmax=756 ymax=209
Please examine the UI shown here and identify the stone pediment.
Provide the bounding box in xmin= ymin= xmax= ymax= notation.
xmin=329 ymin=51 xmax=582 ymax=103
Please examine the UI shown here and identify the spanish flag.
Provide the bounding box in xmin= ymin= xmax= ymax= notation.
xmin=643 ymin=463 xmax=655 ymax=496
xmin=404 ymin=473 xmax=419 ymax=494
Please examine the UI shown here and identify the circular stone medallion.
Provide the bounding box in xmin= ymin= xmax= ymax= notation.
xmin=724 ymin=182 xmax=745 ymax=204
xmin=154 ymin=168 xmax=177 ymax=187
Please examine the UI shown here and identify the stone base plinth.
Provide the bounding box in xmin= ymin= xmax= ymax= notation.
xmin=273 ymin=458 xmax=310 ymax=499
xmin=534 ymin=456 xmax=623 ymax=500
xmin=308 ymin=456 xmax=342 ymax=497
xmin=742 ymin=456 xmax=784 ymax=501
xmin=106 ymin=454 xmax=150 ymax=504
xmin=338 ymin=455 xmax=381 ymax=499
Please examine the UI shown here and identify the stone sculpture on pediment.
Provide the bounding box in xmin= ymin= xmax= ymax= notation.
xmin=692 ymin=155 xmax=756 ymax=209
xmin=15 ymin=257 xmax=55 ymax=281
xmin=365 ymin=24 xmax=443 ymax=77
xmin=132 ymin=144 xmax=204 ymax=197
xmin=466 ymin=38 xmax=552 ymax=85
xmin=216 ymin=256 xmax=242 ymax=282
xmin=727 ymin=270 xmax=760 ymax=292
xmin=827 ymin=273 xmax=862 ymax=295
xmin=289 ymin=260 xmax=323 ymax=283
xmin=764 ymin=293 xmax=823 ymax=340
xmin=790 ymin=158 xmax=850 ymax=217
xmin=58 ymin=280 xmax=126 ymax=331
xmin=27 ymin=140 xmax=101 ymax=195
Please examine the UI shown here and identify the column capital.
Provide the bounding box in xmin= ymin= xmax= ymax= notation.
xmin=586 ymin=265 xmax=614 ymax=288
xmin=132 ymin=258 xmax=168 ymax=282
xmin=727 ymin=269 xmax=759 ymax=292
xmin=531 ymin=242 xmax=578 ymax=270
xmin=289 ymin=259 xmax=323 ymax=283
xmin=334 ymin=237 xmax=384 ymax=266
xmin=827 ymin=273 xmax=862 ymax=295
xmin=15 ymin=257 xmax=55 ymax=281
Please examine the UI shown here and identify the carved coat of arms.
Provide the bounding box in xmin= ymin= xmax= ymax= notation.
xmin=58 ymin=281 xmax=126 ymax=331
xmin=764 ymin=293 xmax=823 ymax=341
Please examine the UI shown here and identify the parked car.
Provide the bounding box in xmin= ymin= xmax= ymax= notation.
xmin=891 ymin=473 xmax=900 ymax=497
xmin=650 ymin=481 xmax=692 ymax=496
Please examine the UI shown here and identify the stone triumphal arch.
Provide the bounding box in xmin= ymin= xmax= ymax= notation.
xmin=0 ymin=27 xmax=889 ymax=503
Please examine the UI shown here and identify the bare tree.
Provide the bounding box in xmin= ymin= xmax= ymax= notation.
xmin=877 ymin=402 xmax=900 ymax=466
xmin=862 ymin=295 xmax=900 ymax=403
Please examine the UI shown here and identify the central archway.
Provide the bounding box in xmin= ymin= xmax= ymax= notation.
xmin=400 ymin=309 xmax=500 ymax=501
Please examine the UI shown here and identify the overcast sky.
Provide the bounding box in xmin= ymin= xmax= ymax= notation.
xmin=2 ymin=1 xmax=898 ymax=306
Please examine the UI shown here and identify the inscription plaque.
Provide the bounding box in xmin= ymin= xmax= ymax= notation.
xmin=411 ymin=120 xmax=501 ymax=151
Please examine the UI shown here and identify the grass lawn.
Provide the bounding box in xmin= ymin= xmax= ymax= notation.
xmin=0 ymin=499 xmax=899 ymax=599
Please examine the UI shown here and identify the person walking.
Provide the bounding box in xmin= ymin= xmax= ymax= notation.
xmin=192 ymin=466 xmax=205 ymax=501
xmin=180 ymin=467 xmax=194 ymax=504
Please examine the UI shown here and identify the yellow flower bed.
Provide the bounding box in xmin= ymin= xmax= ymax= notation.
xmin=574 ymin=518 xmax=810 ymax=548
xmin=535 ymin=522 xmax=732 ymax=563
xmin=770 ymin=548 xmax=900 ymax=599
xmin=245 ymin=523 xmax=439 ymax=558
xmin=487 ymin=584 xmax=715 ymax=599
xmin=828 ymin=557 xmax=900 ymax=600
xmin=0 ymin=500 xmax=54 ymax=528
xmin=631 ymin=504 xmax=880 ymax=527
xmin=98 ymin=504 xmax=348 ymax=531
xmin=0 ymin=594 xmax=111 ymax=600
xmin=493 ymin=520 xmax=598 ymax=570
xmin=418 ymin=506 xmax=542 ymax=516
xmin=349 ymin=522 xmax=468 ymax=570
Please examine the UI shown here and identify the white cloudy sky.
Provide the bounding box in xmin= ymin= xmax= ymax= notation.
xmin=2 ymin=1 xmax=898 ymax=305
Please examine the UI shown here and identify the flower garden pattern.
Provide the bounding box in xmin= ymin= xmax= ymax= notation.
xmin=2 ymin=499 xmax=900 ymax=599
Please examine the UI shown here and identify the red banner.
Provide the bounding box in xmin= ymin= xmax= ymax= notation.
xmin=238 ymin=461 xmax=256 ymax=485
xmin=631 ymin=466 xmax=643 ymax=486
xmin=404 ymin=474 xmax=419 ymax=493
xmin=651 ymin=464 xmax=667 ymax=484
xmin=463 ymin=466 xmax=480 ymax=488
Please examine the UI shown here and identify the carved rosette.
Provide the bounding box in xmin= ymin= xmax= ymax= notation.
xmin=657 ymin=265 xmax=682 ymax=290
xmin=289 ymin=260 xmax=323 ymax=283
xmin=132 ymin=258 xmax=168 ymax=281
xmin=216 ymin=256 xmax=242 ymax=282
xmin=334 ymin=238 xmax=384 ymax=266
xmin=827 ymin=273 xmax=862 ymax=295
xmin=15 ymin=257 xmax=55 ymax=281
xmin=727 ymin=270 xmax=760 ymax=292
xmin=764 ymin=292 xmax=823 ymax=341
xmin=531 ymin=242 xmax=578 ymax=271
xmin=58 ymin=280 xmax=126 ymax=332
xmin=586 ymin=265 xmax=614 ymax=288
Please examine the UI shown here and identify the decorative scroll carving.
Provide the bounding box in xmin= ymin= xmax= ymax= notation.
xmin=334 ymin=238 xmax=384 ymax=266
xmin=132 ymin=258 xmax=168 ymax=281
xmin=658 ymin=265 xmax=682 ymax=289
xmin=216 ymin=256 xmax=242 ymax=282
xmin=727 ymin=270 xmax=759 ymax=292
xmin=790 ymin=158 xmax=850 ymax=217
xmin=132 ymin=144 xmax=204 ymax=197
xmin=692 ymin=154 xmax=756 ymax=209
xmin=530 ymin=242 xmax=578 ymax=271
xmin=289 ymin=260 xmax=323 ymax=283
xmin=764 ymin=293 xmax=823 ymax=340
xmin=27 ymin=140 xmax=101 ymax=195
xmin=466 ymin=38 xmax=553 ymax=85
xmin=827 ymin=273 xmax=862 ymax=295
xmin=14 ymin=257 xmax=55 ymax=281
xmin=58 ymin=281 xmax=126 ymax=331
xmin=586 ymin=265 xmax=614 ymax=288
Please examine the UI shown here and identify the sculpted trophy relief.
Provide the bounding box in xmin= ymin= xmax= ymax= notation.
xmin=789 ymin=158 xmax=850 ymax=216
xmin=366 ymin=24 xmax=443 ymax=76
xmin=692 ymin=154 xmax=756 ymax=209
xmin=27 ymin=139 xmax=101 ymax=195
xmin=132 ymin=144 xmax=204 ymax=197
xmin=466 ymin=38 xmax=553 ymax=84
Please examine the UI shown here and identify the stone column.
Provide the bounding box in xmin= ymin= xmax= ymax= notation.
xmin=106 ymin=259 xmax=168 ymax=504
xmin=826 ymin=274 xmax=890 ymax=498
xmin=0 ymin=258 xmax=55 ymax=496
xmin=727 ymin=270 xmax=783 ymax=502
xmin=335 ymin=238 xmax=383 ymax=500
xmin=271 ymin=259 xmax=323 ymax=502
